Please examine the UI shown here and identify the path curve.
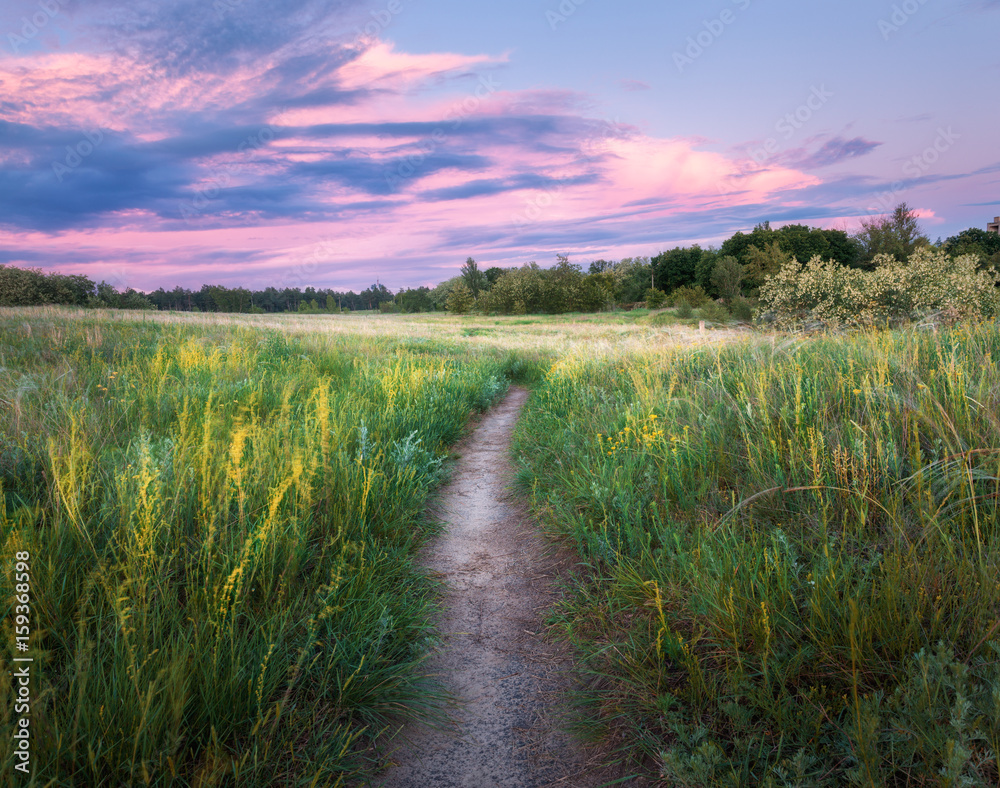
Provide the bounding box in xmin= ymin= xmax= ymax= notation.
xmin=377 ymin=387 xmax=609 ymax=788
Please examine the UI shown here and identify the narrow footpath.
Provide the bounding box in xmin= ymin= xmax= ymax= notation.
xmin=377 ymin=387 xmax=615 ymax=788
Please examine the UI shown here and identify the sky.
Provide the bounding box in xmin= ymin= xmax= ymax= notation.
xmin=0 ymin=0 xmax=997 ymax=293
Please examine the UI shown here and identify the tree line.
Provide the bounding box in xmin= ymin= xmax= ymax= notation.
xmin=429 ymin=205 xmax=1000 ymax=316
xmin=0 ymin=266 xmax=154 ymax=309
xmin=143 ymin=282 xmax=396 ymax=313
xmin=3 ymin=204 xmax=998 ymax=314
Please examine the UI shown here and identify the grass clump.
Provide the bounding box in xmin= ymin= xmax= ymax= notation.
xmin=514 ymin=323 xmax=1000 ymax=785
xmin=0 ymin=316 xmax=512 ymax=786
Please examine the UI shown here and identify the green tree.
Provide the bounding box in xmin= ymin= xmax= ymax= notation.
xmin=0 ymin=266 xmax=43 ymax=305
xmin=721 ymin=222 xmax=860 ymax=270
xmin=943 ymin=228 xmax=1000 ymax=273
xmin=695 ymin=249 xmax=719 ymax=294
xmin=42 ymin=272 xmax=96 ymax=305
xmin=586 ymin=271 xmax=616 ymax=306
xmin=773 ymin=224 xmax=859 ymax=267
xmin=710 ymin=256 xmax=745 ymax=303
xmin=484 ymin=266 xmax=505 ymax=287
xmin=653 ymin=246 xmax=702 ymax=291
xmin=94 ymin=281 xmax=120 ymax=307
xmin=610 ymin=257 xmax=652 ymax=304
xmin=743 ymin=240 xmax=793 ymax=290
xmin=854 ymin=202 xmax=929 ymax=267
xmin=395 ymin=287 xmax=433 ymax=313
xmin=645 ymin=288 xmax=667 ymax=308
xmin=446 ymin=280 xmax=475 ymax=314
xmin=119 ymin=288 xmax=155 ymax=309
xmin=478 ymin=263 xmax=545 ymax=314
xmin=544 ymin=255 xmax=585 ymax=313
xmin=460 ymin=257 xmax=487 ymax=299
xmin=359 ymin=282 xmax=393 ymax=311
xmin=720 ymin=222 xmax=774 ymax=267
xmin=428 ymin=276 xmax=462 ymax=310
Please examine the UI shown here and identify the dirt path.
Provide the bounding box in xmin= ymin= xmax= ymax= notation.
xmin=376 ymin=387 xmax=615 ymax=788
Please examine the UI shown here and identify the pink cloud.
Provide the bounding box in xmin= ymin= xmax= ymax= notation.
xmin=336 ymin=41 xmax=503 ymax=91
xmin=1 ymin=35 xmax=835 ymax=291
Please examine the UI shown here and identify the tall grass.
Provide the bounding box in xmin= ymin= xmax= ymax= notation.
xmin=0 ymin=315 xmax=522 ymax=786
xmin=9 ymin=308 xmax=998 ymax=785
xmin=515 ymin=324 xmax=1000 ymax=786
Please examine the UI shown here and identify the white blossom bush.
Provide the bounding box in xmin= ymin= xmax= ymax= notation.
xmin=758 ymin=249 xmax=1000 ymax=328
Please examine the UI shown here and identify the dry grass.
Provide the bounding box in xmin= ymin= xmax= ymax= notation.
xmin=0 ymin=306 xmax=749 ymax=358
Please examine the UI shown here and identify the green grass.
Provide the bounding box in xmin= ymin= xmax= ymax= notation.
xmin=0 ymin=315 xmax=520 ymax=786
xmin=7 ymin=307 xmax=999 ymax=786
xmin=514 ymin=322 xmax=1000 ymax=786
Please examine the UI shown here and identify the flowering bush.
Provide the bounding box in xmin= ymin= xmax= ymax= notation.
xmin=758 ymin=249 xmax=1000 ymax=327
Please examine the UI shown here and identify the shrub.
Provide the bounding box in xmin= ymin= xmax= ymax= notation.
xmin=645 ymin=288 xmax=668 ymax=309
xmin=730 ymin=296 xmax=754 ymax=322
xmin=669 ymin=285 xmax=710 ymax=308
xmin=698 ymin=301 xmax=730 ymax=325
xmin=758 ymin=249 xmax=1000 ymax=328
xmin=675 ymin=299 xmax=693 ymax=319
xmin=647 ymin=311 xmax=674 ymax=327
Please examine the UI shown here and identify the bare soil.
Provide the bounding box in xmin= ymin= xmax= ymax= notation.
xmin=375 ymin=387 xmax=631 ymax=788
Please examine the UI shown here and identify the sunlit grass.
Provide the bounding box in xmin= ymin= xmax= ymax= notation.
xmin=8 ymin=305 xmax=996 ymax=785
xmin=515 ymin=322 xmax=1000 ymax=786
xmin=0 ymin=314 xmax=527 ymax=785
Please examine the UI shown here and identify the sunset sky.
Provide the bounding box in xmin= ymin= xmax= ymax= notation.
xmin=1 ymin=0 xmax=997 ymax=292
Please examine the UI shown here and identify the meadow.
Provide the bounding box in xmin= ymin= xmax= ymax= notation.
xmin=2 ymin=306 xmax=1000 ymax=786
xmin=516 ymin=323 xmax=1000 ymax=786
xmin=0 ymin=308 xmax=528 ymax=785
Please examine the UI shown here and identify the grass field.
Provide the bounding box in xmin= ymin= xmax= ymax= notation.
xmin=0 ymin=309 xmax=529 ymax=785
xmin=515 ymin=323 xmax=1000 ymax=786
xmin=0 ymin=305 xmax=745 ymax=356
xmin=3 ymin=307 xmax=1000 ymax=786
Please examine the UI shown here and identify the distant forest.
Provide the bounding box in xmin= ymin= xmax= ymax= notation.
xmin=3 ymin=206 xmax=998 ymax=315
